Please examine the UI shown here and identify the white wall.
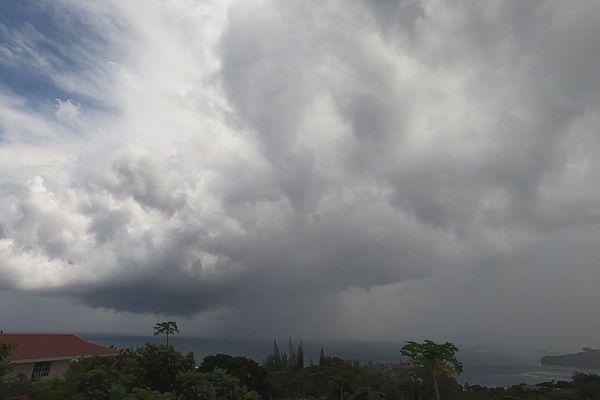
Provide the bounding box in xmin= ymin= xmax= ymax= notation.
xmin=9 ymin=359 xmax=72 ymax=380
xmin=10 ymin=362 xmax=34 ymax=379
xmin=48 ymin=359 xmax=71 ymax=378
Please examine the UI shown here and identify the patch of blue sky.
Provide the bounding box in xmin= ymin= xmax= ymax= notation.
xmin=0 ymin=1 xmax=123 ymax=114
xmin=0 ymin=65 xmax=116 ymax=117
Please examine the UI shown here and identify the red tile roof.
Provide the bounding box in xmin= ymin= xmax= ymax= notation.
xmin=0 ymin=334 xmax=118 ymax=361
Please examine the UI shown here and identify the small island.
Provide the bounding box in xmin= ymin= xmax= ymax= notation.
xmin=541 ymin=347 xmax=600 ymax=369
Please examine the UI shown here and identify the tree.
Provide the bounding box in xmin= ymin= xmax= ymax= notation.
xmin=285 ymin=362 xmax=366 ymax=400
xmin=0 ymin=343 xmax=14 ymax=382
xmin=176 ymin=370 xmax=216 ymax=400
xmin=0 ymin=343 xmax=30 ymax=400
xmin=204 ymin=369 xmax=261 ymax=400
xmin=400 ymin=340 xmax=463 ymax=400
xmin=273 ymin=340 xmax=281 ymax=360
xmin=296 ymin=341 xmax=304 ymax=370
xmin=153 ymin=321 xmax=179 ymax=346
xmin=264 ymin=340 xmax=289 ymax=372
xmin=573 ymin=372 xmax=600 ymax=400
xmin=287 ymin=337 xmax=296 ymax=373
xmin=135 ymin=343 xmax=195 ymax=393
xmin=0 ymin=343 xmax=15 ymax=400
xmin=199 ymin=354 xmax=269 ymax=398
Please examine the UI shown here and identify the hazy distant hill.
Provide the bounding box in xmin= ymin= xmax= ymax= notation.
xmin=541 ymin=348 xmax=600 ymax=369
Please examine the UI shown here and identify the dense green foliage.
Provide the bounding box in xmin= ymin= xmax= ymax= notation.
xmin=263 ymin=339 xmax=305 ymax=374
xmin=400 ymin=340 xmax=463 ymax=400
xmin=0 ymin=343 xmax=13 ymax=385
xmin=1 ymin=342 xmax=29 ymax=400
xmin=199 ymin=354 xmax=269 ymax=398
xmin=3 ymin=338 xmax=600 ymax=399
xmin=18 ymin=344 xmax=258 ymax=400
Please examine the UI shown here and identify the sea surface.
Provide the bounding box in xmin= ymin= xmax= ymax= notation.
xmin=81 ymin=334 xmax=600 ymax=387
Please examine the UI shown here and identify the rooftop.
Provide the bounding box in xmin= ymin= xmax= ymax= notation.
xmin=0 ymin=333 xmax=118 ymax=362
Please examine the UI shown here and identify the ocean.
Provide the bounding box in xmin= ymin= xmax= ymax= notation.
xmin=81 ymin=334 xmax=600 ymax=387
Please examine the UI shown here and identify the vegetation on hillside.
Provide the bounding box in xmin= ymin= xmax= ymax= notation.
xmin=2 ymin=335 xmax=600 ymax=399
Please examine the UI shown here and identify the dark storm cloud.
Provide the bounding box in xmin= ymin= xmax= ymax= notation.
xmin=2 ymin=0 xmax=600 ymax=343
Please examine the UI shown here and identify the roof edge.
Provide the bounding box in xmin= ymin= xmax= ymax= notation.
xmin=10 ymin=353 xmax=119 ymax=363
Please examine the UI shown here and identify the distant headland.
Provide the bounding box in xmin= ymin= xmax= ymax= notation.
xmin=541 ymin=348 xmax=600 ymax=369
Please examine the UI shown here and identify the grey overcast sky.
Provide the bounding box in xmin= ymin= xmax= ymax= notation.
xmin=1 ymin=0 xmax=600 ymax=350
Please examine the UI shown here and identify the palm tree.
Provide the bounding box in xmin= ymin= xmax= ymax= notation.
xmin=400 ymin=340 xmax=463 ymax=400
xmin=153 ymin=321 xmax=179 ymax=346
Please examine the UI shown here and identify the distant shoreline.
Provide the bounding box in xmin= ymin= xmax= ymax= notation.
xmin=541 ymin=348 xmax=600 ymax=369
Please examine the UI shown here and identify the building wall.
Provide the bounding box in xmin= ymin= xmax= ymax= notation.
xmin=48 ymin=359 xmax=71 ymax=378
xmin=10 ymin=362 xmax=34 ymax=379
xmin=9 ymin=359 xmax=73 ymax=380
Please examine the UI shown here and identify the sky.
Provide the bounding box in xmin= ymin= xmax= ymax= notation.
xmin=1 ymin=0 xmax=600 ymax=351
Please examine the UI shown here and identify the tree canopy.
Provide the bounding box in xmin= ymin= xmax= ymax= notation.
xmin=401 ymin=340 xmax=463 ymax=400
xmin=152 ymin=321 xmax=179 ymax=346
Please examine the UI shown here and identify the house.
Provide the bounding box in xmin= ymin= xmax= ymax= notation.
xmin=0 ymin=333 xmax=118 ymax=380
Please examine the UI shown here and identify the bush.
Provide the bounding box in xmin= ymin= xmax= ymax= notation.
xmin=134 ymin=344 xmax=195 ymax=393
xmin=199 ymin=354 xmax=268 ymax=398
